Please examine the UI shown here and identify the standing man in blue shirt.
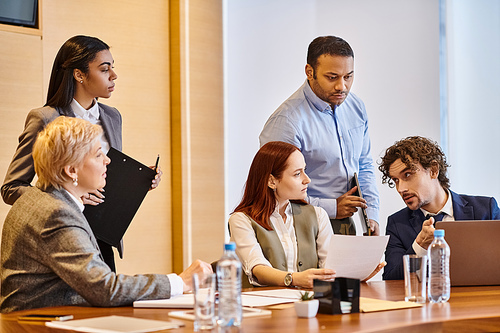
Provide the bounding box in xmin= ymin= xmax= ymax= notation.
xmin=260 ymin=36 xmax=380 ymax=235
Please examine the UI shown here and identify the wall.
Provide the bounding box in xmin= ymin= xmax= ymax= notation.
xmin=225 ymin=0 xmax=441 ymax=237
xmin=0 ymin=31 xmax=44 ymax=226
xmin=446 ymin=0 xmax=500 ymax=201
xmin=0 ymin=0 xmax=225 ymax=275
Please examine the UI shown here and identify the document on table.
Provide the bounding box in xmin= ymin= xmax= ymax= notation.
xmin=359 ymin=297 xmax=423 ymax=312
xmin=241 ymin=294 xmax=296 ymax=307
xmin=242 ymin=288 xmax=304 ymax=300
xmin=241 ymin=289 xmax=303 ymax=307
xmin=45 ymin=315 xmax=182 ymax=332
xmin=134 ymin=289 xmax=299 ymax=309
xmin=169 ymin=307 xmax=272 ymax=321
xmin=325 ymin=235 xmax=389 ymax=280
xmin=133 ymin=294 xmax=194 ymax=308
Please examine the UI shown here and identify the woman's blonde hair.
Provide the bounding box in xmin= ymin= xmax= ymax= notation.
xmin=33 ymin=116 xmax=103 ymax=190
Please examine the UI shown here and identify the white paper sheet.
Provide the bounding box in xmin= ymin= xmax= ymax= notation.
xmin=169 ymin=307 xmax=271 ymax=321
xmin=133 ymin=294 xmax=194 ymax=308
xmin=325 ymin=235 xmax=389 ymax=280
xmin=133 ymin=290 xmax=297 ymax=309
xmin=242 ymin=288 xmax=305 ymax=300
xmin=241 ymin=294 xmax=296 ymax=307
xmin=45 ymin=315 xmax=180 ymax=332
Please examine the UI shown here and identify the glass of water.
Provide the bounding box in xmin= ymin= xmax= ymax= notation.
xmin=403 ymin=254 xmax=427 ymax=303
xmin=192 ymin=273 xmax=216 ymax=331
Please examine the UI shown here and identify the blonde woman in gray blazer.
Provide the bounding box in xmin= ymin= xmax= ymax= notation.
xmin=1 ymin=36 xmax=161 ymax=271
xmin=0 ymin=117 xmax=211 ymax=313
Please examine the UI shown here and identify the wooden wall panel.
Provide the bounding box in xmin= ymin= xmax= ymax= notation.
xmin=169 ymin=0 xmax=184 ymax=273
xmin=0 ymin=32 xmax=43 ymax=225
xmin=187 ymin=0 xmax=225 ymax=264
xmin=170 ymin=0 xmax=225 ymax=270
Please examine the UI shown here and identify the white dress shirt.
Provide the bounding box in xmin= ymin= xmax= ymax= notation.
xmin=229 ymin=202 xmax=333 ymax=285
xmin=70 ymin=99 xmax=111 ymax=154
xmin=412 ymin=190 xmax=454 ymax=256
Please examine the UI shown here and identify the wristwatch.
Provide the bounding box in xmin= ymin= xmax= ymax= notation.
xmin=284 ymin=272 xmax=293 ymax=287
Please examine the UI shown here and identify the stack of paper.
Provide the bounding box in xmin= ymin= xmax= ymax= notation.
xmin=133 ymin=294 xmax=194 ymax=308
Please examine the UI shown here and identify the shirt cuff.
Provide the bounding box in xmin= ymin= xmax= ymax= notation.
xmin=412 ymin=240 xmax=428 ymax=257
xmin=366 ymin=207 xmax=379 ymax=223
xmin=245 ymin=261 xmax=272 ymax=286
xmin=167 ymin=273 xmax=184 ymax=297
xmin=308 ymin=196 xmax=337 ymax=219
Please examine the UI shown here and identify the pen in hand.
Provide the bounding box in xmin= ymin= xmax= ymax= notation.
xmin=150 ymin=154 xmax=161 ymax=191
xmin=155 ymin=154 xmax=160 ymax=172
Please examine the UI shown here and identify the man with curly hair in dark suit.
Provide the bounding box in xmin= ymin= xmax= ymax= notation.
xmin=378 ymin=136 xmax=500 ymax=280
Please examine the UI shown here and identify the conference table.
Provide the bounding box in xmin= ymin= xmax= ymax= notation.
xmin=2 ymin=280 xmax=500 ymax=332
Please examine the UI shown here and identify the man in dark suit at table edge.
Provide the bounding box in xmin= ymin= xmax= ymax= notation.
xmin=378 ymin=136 xmax=500 ymax=280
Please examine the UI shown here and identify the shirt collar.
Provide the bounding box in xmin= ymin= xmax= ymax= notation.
xmin=63 ymin=188 xmax=85 ymax=212
xmin=271 ymin=200 xmax=293 ymax=217
xmin=71 ymin=98 xmax=100 ymax=120
xmin=302 ymin=80 xmax=333 ymax=114
xmin=420 ymin=189 xmax=454 ymax=218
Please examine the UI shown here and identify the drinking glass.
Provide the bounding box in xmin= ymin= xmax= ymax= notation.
xmin=193 ymin=273 xmax=216 ymax=331
xmin=403 ymin=254 xmax=427 ymax=303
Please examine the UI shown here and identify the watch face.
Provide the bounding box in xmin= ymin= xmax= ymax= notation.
xmin=284 ymin=273 xmax=292 ymax=286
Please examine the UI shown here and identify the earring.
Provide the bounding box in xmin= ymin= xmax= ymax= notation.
xmin=80 ymin=80 xmax=83 ymax=84
xmin=73 ymin=178 xmax=78 ymax=187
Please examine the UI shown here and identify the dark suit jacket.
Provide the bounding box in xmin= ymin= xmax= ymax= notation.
xmin=0 ymin=187 xmax=171 ymax=313
xmin=1 ymin=103 xmax=122 ymax=204
xmin=383 ymin=191 xmax=500 ymax=280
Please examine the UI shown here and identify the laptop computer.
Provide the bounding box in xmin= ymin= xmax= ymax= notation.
xmin=435 ymin=220 xmax=500 ymax=286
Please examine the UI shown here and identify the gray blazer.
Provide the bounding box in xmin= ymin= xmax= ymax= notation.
xmin=1 ymin=103 xmax=122 ymax=205
xmin=0 ymin=186 xmax=171 ymax=313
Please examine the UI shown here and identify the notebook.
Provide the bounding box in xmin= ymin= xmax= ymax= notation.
xmin=435 ymin=220 xmax=500 ymax=286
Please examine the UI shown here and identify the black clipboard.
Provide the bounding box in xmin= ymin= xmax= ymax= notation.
xmin=349 ymin=172 xmax=371 ymax=236
xmin=84 ymin=148 xmax=156 ymax=248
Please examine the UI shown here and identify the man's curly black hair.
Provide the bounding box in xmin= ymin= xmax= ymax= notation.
xmin=379 ymin=136 xmax=450 ymax=189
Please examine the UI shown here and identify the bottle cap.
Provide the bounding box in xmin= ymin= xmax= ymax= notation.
xmin=434 ymin=229 xmax=445 ymax=237
xmin=224 ymin=242 xmax=236 ymax=251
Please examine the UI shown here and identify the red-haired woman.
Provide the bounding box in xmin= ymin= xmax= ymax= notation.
xmin=229 ymin=141 xmax=336 ymax=288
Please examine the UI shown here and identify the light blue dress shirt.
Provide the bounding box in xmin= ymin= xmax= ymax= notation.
xmin=260 ymin=80 xmax=380 ymax=222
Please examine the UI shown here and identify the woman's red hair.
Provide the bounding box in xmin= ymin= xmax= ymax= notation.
xmin=233 ymin=141 xmax=306 ymax=230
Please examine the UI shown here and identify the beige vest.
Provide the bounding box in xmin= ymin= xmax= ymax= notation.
xmin=250 ymin=203 xmax=319 ymax=272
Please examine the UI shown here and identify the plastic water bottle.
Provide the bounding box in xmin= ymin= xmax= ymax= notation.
xmin=216 ymin=242 xmax=242 ymax=327
xmin=428 ymin=229 xmax=451 ymax=303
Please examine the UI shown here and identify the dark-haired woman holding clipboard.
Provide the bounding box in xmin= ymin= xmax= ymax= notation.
xmin=1 ymin=35 xmax=161 ymax=271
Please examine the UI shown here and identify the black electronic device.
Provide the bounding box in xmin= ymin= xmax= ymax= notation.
xmin=350 ymin=172 xmax=371 ymax=235
xmin=0 ymin=0 xmax=38 ymax=28
xmin=314 ymin=278 xmax=360 ymax=315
